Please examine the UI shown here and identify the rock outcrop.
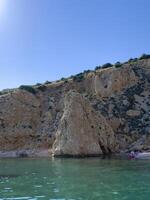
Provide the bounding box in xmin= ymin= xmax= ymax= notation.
xmin=52 ymin=91 xmax=116 ymax=156
xmin=0 ymin=57 xmax=150 ymax=157
xmin=93 ymin=64 xmax=137 ymax=98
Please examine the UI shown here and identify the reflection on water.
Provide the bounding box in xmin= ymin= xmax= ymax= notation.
xmin=0 ymin=158 xmax=150 ymax=199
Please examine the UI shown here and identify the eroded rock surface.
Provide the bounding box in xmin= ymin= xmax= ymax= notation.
xmin=52 ymin=91 xmax=116 ymax=156
xmin=0 ymin=58 xmax=150 ymax=157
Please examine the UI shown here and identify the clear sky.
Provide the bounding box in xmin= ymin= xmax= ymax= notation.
xmin=0 ymin=0 xmax=150 ymax=90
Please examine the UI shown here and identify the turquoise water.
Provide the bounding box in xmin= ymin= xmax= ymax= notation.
xmin=0 ymin=158 xmax=150 ymax=200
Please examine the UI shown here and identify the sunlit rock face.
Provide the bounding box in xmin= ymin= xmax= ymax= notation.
xmin=0 ymin=58 xmax=150 ymax=157
xmin=93 ymin=64 xmax=138 ymax=98
xmin=0 ymin=90 xmax=41 ymax=150
xmin=52 ymin=91 xmax=116 ymax=157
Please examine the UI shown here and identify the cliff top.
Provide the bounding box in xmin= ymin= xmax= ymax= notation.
xmin=1 ymin=53 xmax=150 ymax=97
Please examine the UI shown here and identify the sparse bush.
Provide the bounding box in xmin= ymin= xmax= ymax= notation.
xmin=37 ymin=85 xmax=47 ymax=92
xmin=128 ymin=58 xmax=134 ymax=63
xmin=60 ymin=77 xmax=69 ymax=83
xmin=133 ymin=58 xmax=138 ymax=62
xmin=36 ymin=83 xmax=42 ymax=86
xmin=0 ymin=91 xmax=5 ymax=96
xmin=95 ymin=63 xmax=113 ymax=70
xmin=128 ymin=58 xmax=138 ymax=63
xmin=139 ymin=54 xmax=150 ymax=60
xmin=44 ymin=81 xmax=52 ymax=85
xmin=102 ymin=63 xmax=113 ymax=69
xmin=95 ymin=65 xmax=101 ymax=70
xmin=19 ymin=85 xmax=37 ymax=94
xmin=114 ymin=62 xmax=122 ymax=68
xmin=73 ymin=73 xmax=84 ymax=82
xmin=61 ymin=77 xmax=66 ymax=81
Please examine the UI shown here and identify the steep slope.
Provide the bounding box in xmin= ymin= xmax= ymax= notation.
xmin=0 ymin=57 xmax=150 ymax=157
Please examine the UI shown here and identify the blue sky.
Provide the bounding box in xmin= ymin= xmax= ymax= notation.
xmin=0 ymin=0 xmax=150 ymax=90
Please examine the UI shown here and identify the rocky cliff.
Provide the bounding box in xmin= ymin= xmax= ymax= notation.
xmin=1 ymin=56 xmax=150 ymax=157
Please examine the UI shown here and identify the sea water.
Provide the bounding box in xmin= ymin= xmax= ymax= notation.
xmin=0 ymin=157 xmax=150 ymax=200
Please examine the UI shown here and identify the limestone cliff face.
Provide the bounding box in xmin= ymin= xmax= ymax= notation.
xmin=93 ymin=64 xmax=137 ymax=98
xmin=52 ymin=91 xmax=116 ymax=156
xmin=78 ymin=63 xmax=138 ymax=98
xmin=0 ymin=58 xmax=150 ymax=157
xmin=0 ymin=90 xmax=41 ymax=150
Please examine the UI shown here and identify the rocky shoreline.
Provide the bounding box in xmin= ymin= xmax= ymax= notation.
xmin=0 ymin=149 xmax=50 ymax=158
xmin=0 ymin=149 xmax=129 ymax=159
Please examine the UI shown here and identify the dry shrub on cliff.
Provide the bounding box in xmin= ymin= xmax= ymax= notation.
xmin=19 ymin=85 xmax=37 ymax=94
xmin=114 ymin=62 xmax=122 ymax=68
xmin=139 ymin=54 xmax=150 ymax=60
xmin=73 ymin=73 xmax=84 ymax=82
